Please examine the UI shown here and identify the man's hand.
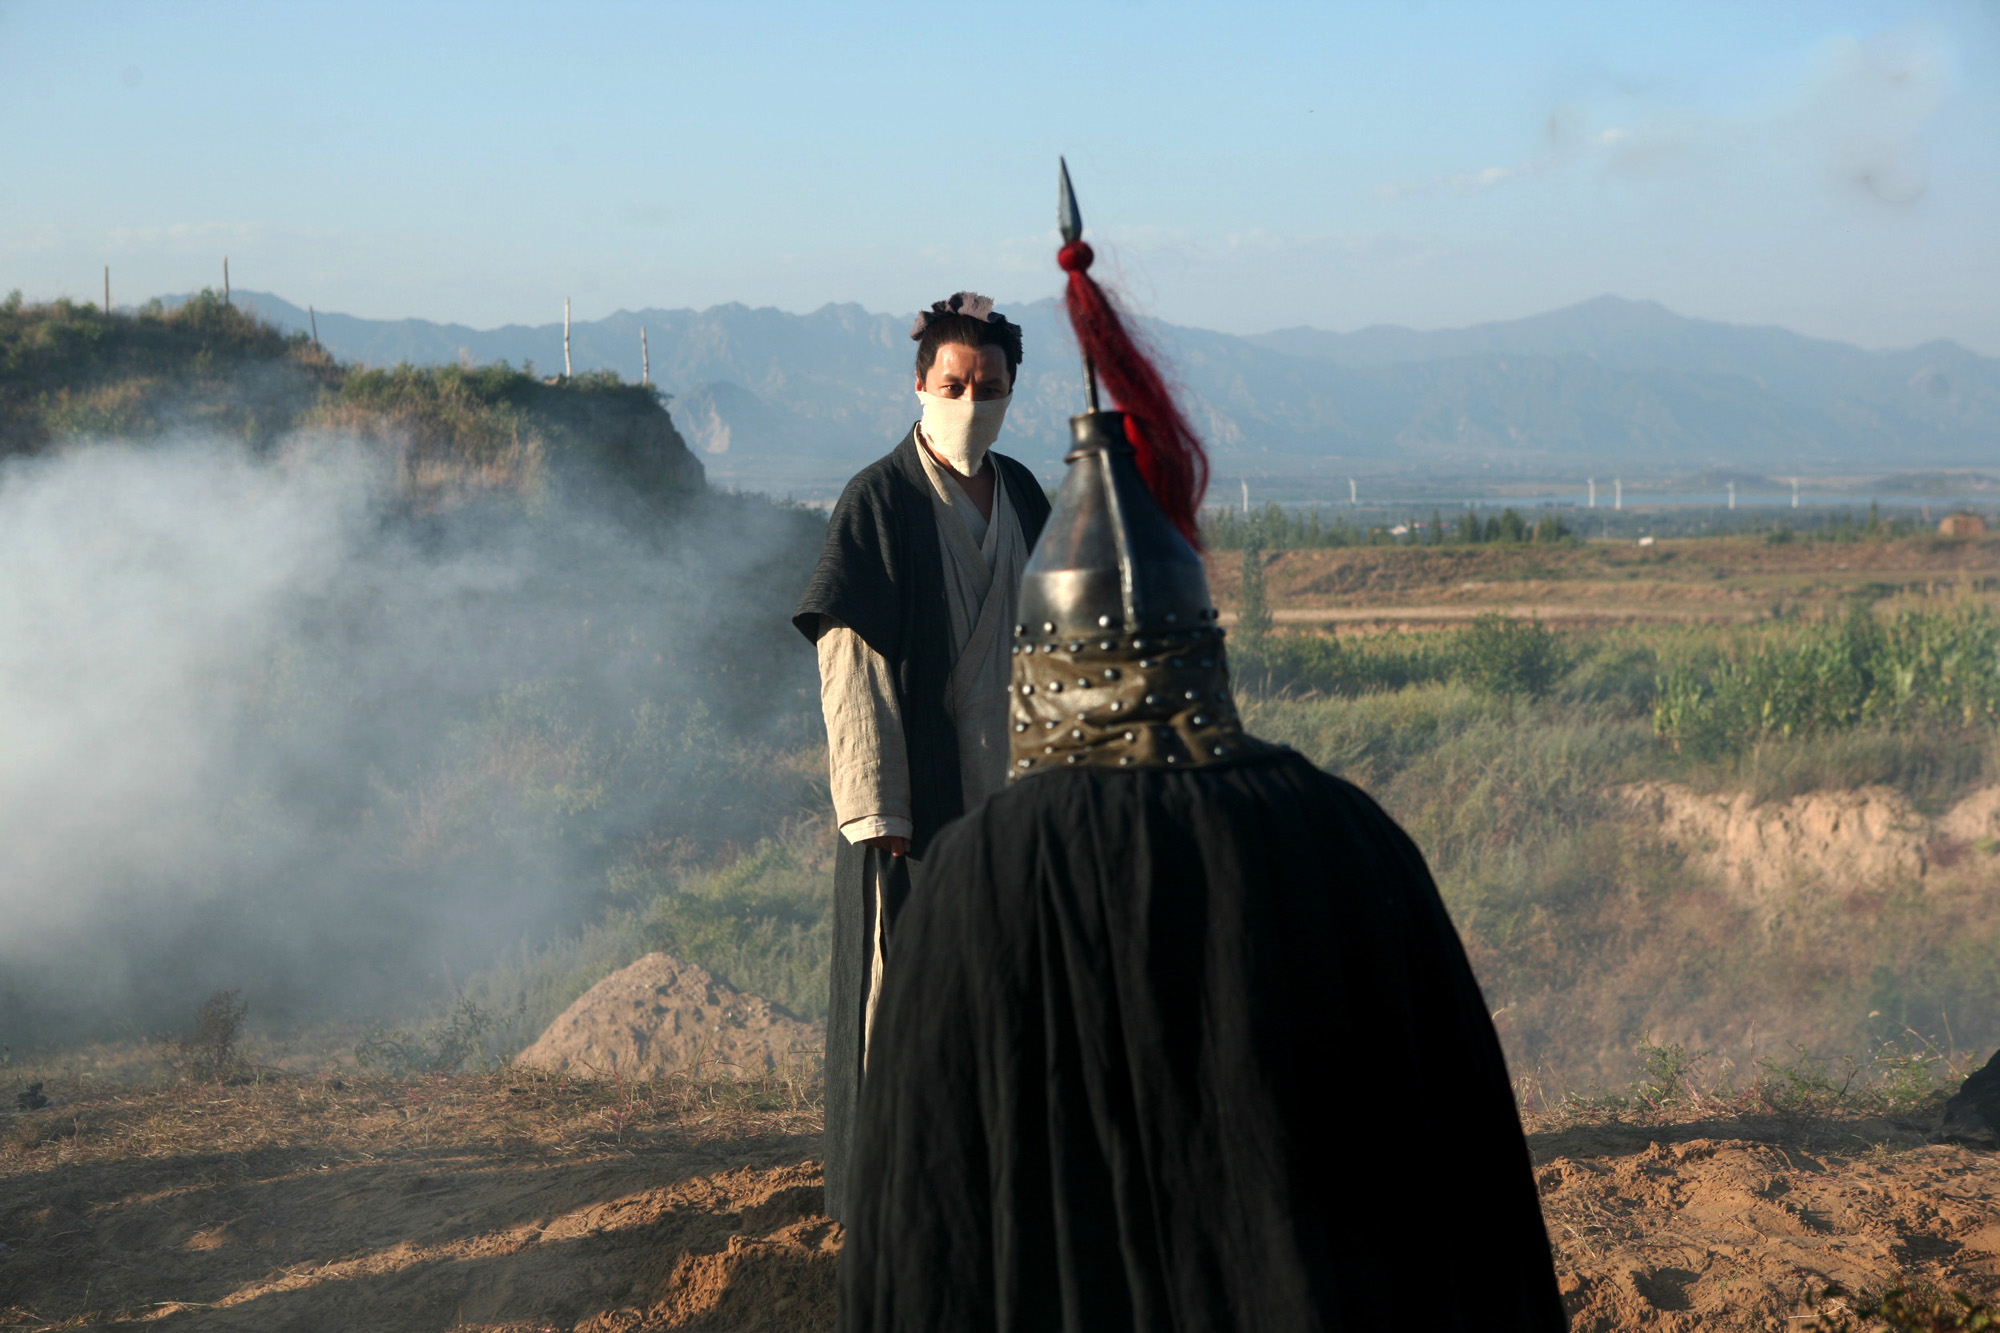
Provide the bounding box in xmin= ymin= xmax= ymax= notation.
xmin=863 ymin=835 xmax=910 ymax=857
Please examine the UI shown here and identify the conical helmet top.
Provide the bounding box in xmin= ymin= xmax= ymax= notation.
xmin=1008 ymin=164 xmax=1266 ymax=776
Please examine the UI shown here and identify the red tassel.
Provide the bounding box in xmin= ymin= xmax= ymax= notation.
xmin=1057 ymin=241 xmax=1208 ymax=549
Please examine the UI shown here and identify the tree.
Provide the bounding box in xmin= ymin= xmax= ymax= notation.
xmin=1238 ymin=532 xmax=1273 ymax=648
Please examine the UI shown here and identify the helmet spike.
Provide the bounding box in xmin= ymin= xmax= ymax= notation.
xmin=1052 ymin=158 xmax=1208 ymax=548
xmin=1058 ymin=158 xmax=1099 ymax=412
xmin=1058 ymin=156 xmax=1084 ymax=247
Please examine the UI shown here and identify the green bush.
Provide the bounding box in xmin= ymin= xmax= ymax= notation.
xmin=1230 ymin=616 xmax=1565 ymax=701
xmin=1453 ymin=615 xmax=1565 ymax=699
xmin=354 ymin=994 xmax=498 ymax=1077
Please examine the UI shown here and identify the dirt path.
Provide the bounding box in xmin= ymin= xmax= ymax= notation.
xmin=1206 ymin=535 xmax=2000 ymax=630
xmin=1246 ymin=603 xmax=1769 ymax=627
xmin=6 ymin=1076 xmax=1998 ymax=1330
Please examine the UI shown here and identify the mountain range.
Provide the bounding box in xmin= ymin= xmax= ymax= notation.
xmin=222 ymin=290 xmax=2000 ymax=493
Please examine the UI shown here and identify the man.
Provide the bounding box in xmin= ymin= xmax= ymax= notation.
xmin=837 ymin=192 xmax=1564 ymax=1330
xmin=793 ymin=292 xmax=1052 ymax=1223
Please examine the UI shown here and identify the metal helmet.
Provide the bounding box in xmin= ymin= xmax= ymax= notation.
xmin=1008 ymin=163 xmax=1269 ymax=777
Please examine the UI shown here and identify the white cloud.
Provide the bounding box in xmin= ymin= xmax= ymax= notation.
xmin=1376 ymin=26 xmax=1950 ymax=207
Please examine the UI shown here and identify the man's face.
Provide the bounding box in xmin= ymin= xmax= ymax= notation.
xmin=917 ymin=342 xmax=1012 ymax=401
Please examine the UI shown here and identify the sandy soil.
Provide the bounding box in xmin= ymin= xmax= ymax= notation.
xmin=516 ymin=954 xmax=824 ymax=1083
xmin=1535 ymin=1116 xmax=2000 ymax=1330
xmin=1617 ymin=783 xmax=2000 ymax=916
xmin=6 ymin=1072 xmax=1999 ymax=1331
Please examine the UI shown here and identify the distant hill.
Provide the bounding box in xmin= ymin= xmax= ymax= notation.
xmin=5 ymin=292 xmax=704 ymax=506
xmin=219 ymin=291 xmax=2000 ymax=487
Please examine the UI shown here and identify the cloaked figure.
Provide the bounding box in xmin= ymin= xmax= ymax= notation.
xmin=837 ymin=165 xmax=1567 ymax=1332
xmin=794 ymin=294 xmax=1052 ymax=1221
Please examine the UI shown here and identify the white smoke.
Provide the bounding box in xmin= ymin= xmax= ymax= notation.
xmin=0 ymin=433 xmax=817 ymax=1045
xmin=0 ymin=440 xmax=377 ymax=941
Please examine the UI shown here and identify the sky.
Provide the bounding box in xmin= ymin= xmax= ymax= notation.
xmin=3 ymin=0 xmax=1999 ymax=351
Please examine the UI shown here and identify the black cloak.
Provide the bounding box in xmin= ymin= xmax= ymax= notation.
xmin=793 ymin=428 xmax=1051 ymax=1222
xmin=839 ymin=750 xmax=1567 ymax=1332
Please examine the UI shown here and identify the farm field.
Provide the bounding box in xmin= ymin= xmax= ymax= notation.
xmin=1207 ymin=533 xmax=2000 ymax=628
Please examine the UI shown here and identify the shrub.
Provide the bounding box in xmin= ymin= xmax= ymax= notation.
xmin=1236 ymin=536 xmax=1273 ymax=648
xmin=1230 ymin=629 xmax=1457 ymax=698
xmin=163 ymin=989 xmax=252 ymax=1084
xmin=354 ymin=994 xmax=497 ymax=1077
xmin=1453 ymin=615 xmax=1565 ymax=699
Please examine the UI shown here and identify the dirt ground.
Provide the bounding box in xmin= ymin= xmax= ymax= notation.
xmin=6 ymin=1073 xmax=1999 ymax=1331
xmin=1534 ymin=1112 xmax=2000 ymax=1330
xmin=0 ymin=1072 xmax=835 ymax=1332
xmin=1207 ymin=534 xmax=2000 ymax=628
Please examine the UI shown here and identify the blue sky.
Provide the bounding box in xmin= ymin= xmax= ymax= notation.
xmin=3 ymin=0 xmax=1997 ymax=349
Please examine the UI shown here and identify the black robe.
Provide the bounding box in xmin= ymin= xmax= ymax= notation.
xmin=793 ymin=429 xmax=1051 ymax=1223
xmin=839 ymin=750 xmax=1567 ymax=1332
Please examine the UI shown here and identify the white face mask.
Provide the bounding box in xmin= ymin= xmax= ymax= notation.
xmin=916 ymin=390 xmax=1010 ymax=477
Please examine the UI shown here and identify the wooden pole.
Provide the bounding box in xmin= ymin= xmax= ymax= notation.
xmin=103 ymin=266 xmax=110 ymax=316
xmin=223 ymin=256 xmax=231 ymax=304
xmin=641 ymin=325 xmax=650 ymax=385
xmin=563 ymin=298 xmax=572 ymax=378
xmin=309 ymin=305 xmax=320 ymax=347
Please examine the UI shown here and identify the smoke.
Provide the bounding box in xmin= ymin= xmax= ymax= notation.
xmin=0 ymin=432 xmax=819 ymax=1048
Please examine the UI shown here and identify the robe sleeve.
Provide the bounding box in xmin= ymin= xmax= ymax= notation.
xmin=817 ymin=622 xmax=914 ymax=843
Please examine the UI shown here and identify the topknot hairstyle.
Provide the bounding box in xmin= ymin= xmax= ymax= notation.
xmin=911 ymin=291 xmax=1023 ymax=386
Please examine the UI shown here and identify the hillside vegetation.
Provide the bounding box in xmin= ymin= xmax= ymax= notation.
xmin=0 ymin=289 xmax=703 ymax=505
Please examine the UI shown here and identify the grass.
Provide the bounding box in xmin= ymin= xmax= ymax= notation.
xmin=1239 ymin=624 xmax=2000 ymax=1089
xmin=427 ymin=631 xmax=1999 ymax=1096
xmin=458 ymin=825 xmax=835 ymax=1063
xmin=418 ymin=604 xmax=2000 ymax=1094
xmin=1523 ymin=1031 xmax=1970 ymax=1133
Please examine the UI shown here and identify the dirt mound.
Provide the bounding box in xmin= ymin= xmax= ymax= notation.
xmin=1537 ymin=1129 xmax=2000 ymax=1330
xmin=1617 ymin=782 xmax=2000 ymax=914
xmin=517 ymin=953 xmax=824 ymax=1080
